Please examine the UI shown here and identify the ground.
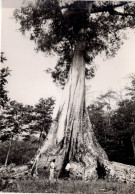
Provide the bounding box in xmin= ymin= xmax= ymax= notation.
xmin=1 ymin=175 xmax=135 ymax=193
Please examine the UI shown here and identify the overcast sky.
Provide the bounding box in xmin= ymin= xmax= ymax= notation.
xmin=1 ymin=0 xmax=135 ymax=107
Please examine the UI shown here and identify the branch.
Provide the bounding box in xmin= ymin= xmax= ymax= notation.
xmin=90 ymin=2 xmax=135 ymax=18
xmin=113 ymin=10 xmax=135 ymax=17
xmin=91 ymin=2 xmax=128 ymax=14
xmin=39 ymin=1 xmax=128 ymax=11
xmin=60 ymin=1 xmax=133 ymax=18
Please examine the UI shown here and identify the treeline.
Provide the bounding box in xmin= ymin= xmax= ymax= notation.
xmin=0 ymin=98 xmax=55 ymax=166
xmin=88 ymin=76 xmax=135 ymax=165
xmin=0 ymin=53 xmax=55 ymax=166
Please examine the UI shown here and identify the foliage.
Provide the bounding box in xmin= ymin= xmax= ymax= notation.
xmin=111 ymin=75 xmax=135 ymax=163
xmin=0 ymin=101 xmax=25 ymax=142
xmin=0 ymin=53 xmax=10 ymax=108
xmin=112 ymin=99 xmax=135 ymax=133
xmin=88 ymin=102 xmax=105 ymax=143
xmin=0 ymin=97 xmax=55 ymax=142
xmin=88 ymin=82 xmax=135 ymax=165
xmin=14 ymin=1 xmax=135 ymax=85
xmin=0 ymin=95 xmax=55 ymax=172
xmin=34 ymin=97 xmax=55 ymax=135
xmin=1 ymin=52 xmax=7 ymax=63
xmin=0 ymin=140 xmax=38 ymax=166
xmin=21 ymin=104 xmax=35 ymax=125
xmin=125 ymin=74 xmax=135 ymax=101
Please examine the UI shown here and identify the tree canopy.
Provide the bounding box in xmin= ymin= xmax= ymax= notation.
xmin=14 ymin=0 xmax=135 ymax=85
xmin=34 ymin=97 xmax=55 ymax=134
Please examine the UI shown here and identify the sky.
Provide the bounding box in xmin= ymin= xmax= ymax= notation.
xmin=1 ymin=0 xmax=135 ymax=108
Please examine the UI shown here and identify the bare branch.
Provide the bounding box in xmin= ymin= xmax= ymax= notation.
xmin=91 ymin=2 xmax=128 ymax=14
xmin=113 ymin=10 xmax=135 ymax=17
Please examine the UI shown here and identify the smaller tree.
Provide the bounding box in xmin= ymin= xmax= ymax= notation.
xmin=97 ymin=90 xmax=117 ymax=125
xmin=125 ymin=74 xmax=135 ymax=101
xmin=33 ymin=97 xmax=55 ymax=146
xmin=0 ymin=101 xmax=25 ymax=166
xmin=88 ymin=89 xmax=135 ymax=165
xmin=124 ymin=74 xmax=135 ymax=160
xmin=0 ymin=53 xmax=10 ymax=108
xmin=88 ymin=99 xmax=117 ymax=160
xmin=88 ymin=102 xmax=105 ymax=143
xmin=112 ymin=99 xmax=135 ymax=164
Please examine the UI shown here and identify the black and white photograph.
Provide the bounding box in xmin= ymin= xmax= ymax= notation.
xmin=0 ymin=0 xmax=135 ymax=193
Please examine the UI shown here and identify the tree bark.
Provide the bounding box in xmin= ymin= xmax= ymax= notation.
xmin=131 ymin=130 xmax=135 ymax=159
xmin=30 ymin=40 xmax=107 ymax=179
xmin=29 ymin=39 xmax=135 ymax=183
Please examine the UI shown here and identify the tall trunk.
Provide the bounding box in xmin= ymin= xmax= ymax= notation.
xmin=38 ymin=127 xmax=43 ymax=147
xmin=31 ymin=40 xmax=107 ymax=179
xmin=5 ymin=135 xmax=12 ymax=167
xmin=29 ymin=39 xmax=135 ymax=183
xmin=131 ymin=131 xmax=135 ymax=159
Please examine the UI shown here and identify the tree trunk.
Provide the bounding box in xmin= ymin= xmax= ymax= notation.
xmin=131 ymin=130 xmax=135 ymax=159
xmin=5 ymin=135 xmax=12 ymax=167
xmin=30 ymin=40 xmax=106 ymax=178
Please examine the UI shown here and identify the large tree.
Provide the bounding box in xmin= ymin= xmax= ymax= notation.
xmin=14 ymin=0 xmax=135 ymax=182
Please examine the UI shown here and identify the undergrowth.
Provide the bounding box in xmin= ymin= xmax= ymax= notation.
xmin=1 ymin=178 xmax=135 ymax=193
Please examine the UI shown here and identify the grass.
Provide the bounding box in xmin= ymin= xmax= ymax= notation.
xmin=2 ymin=177 xmax=135 ymax=193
